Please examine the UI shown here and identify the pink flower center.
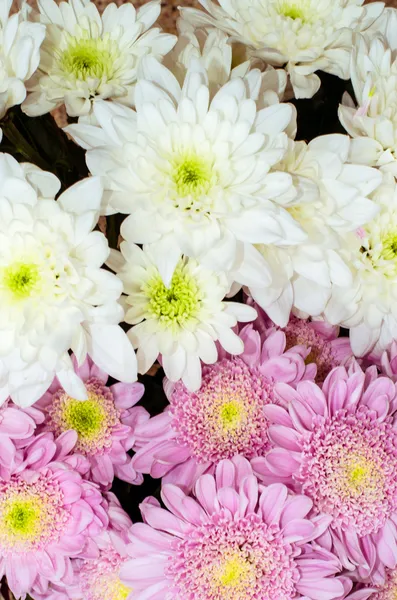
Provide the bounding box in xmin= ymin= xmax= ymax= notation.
xmin=299 ymin=408 xmax=397 ymax=536
xmin=0 ymin=475 xmax=68 ymax=553
xmin=80 ymin=547 xmax=132 ymax=600
xmin=167 ymin=513 xmax=299 ymax=599
xmin=170 ymin=358 xmax=272 ymax=463
xmin=46 ymin=378 xmax=121 ymax=455
xmin=284 ymin=317 xmax=338 ymax=381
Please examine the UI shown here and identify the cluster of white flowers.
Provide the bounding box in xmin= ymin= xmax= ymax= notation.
xmin=4 ymin=0 xmax=397 ymax=403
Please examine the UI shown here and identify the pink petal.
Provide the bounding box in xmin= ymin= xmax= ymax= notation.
xmin=268 ymin=425 xmax=301 ymax=451
xmin=163 ymin=458 xmax=210 ymax=495
xmin=296 ymin=578 xmax=345 ymax=600
xmin=161 ymin=485 xmax=206 ymax=525
xmin=194 ymin=474 xmax=221 ymax=515
xmin=217 ymin=488 xmax=240 ymax=516
xmin=127 ymin=523 xmax=173 ymax=555
xmin=111 ymin=382 xmax=145 ymax=409
xmin=265 ymin=448 xmax=300 ymax=477
xmin=263 ymin=404 xmax=293 ymax=427
xmin=140 ymin=503 xmax=191 ymax=537
xmin=259 ymin=483 xmax=288 ymax=525
xmin=120 ymin=557 xmax=166 ymax=584
xmin=239 ymin=475 xmax=258 ymax=516
xmin=0 ymin=408 xmax=35 ymax=438
xmin=282 ymin=518 xmax=316 ymax=543
xmin=280 ymin=495 xmax=313 ymax=528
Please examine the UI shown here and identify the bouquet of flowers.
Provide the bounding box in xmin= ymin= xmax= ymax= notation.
xmin=2 ymin=0 xmax=397 ymax=597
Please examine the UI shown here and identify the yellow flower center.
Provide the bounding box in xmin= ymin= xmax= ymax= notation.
xmin=213 ymin=552 xmax=256 ymax=593
xmin=62 ymin=398 xmax=106 ymax=440
xmin=59 ymin=35 xmax=118 ymax=81
xmin=219 ymin=401 xmax=244 ymax=432
xmin=344 ymin=456 xmax=379 ymax=495
xmin=3 ymin=262 xmax=40 ymax=300
xmin=172 ymin=153 xmax=216 ymax=200
xmin=145 ymin=263 xmax=201 ymax=327
xmin=2 ymin=498 xmax=42 ymax=540
xmin=113 ymin=580 xmax=132 ymax=600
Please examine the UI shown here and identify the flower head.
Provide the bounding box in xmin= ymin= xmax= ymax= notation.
xmin=0 ymin=0 xmax=45 ymax=135
xmin=132 ymin=323 xmax=311 ymax=491
xmin=30 ymin=492 xmax=133 ymax=600
xmin=164 ymin=20 xmax=282 ymax=97
xmin=180 ymin=0 xmax=384 ymax=98
xmin=121 ymin=457 xmax=351 ymax=599
xmin=71 ymin=493 xmax=133 ymax=600
xmin=232 ymin=134 xmax=381 ymax=326
xmin=339 ymin=11 xmax=397 ymax=177
xmin=66 ymin=57 xmax=305 ymax=282
xmin=324 ymin=173 xmax=397 ymax=356
xmin=37 ymin=356 xmax=148 ymax=489
xmin=110 ymin=243 xmax=257 ymax=391
xmin=256 ymin=365 xmax=397 ymax=581
xmin=23 ymin=0 xmax=176 ymax=117
xmin=0 ymin=154 xmax=136 ymax=406
xmin=251 ymin=301 xmax=354 ymax=382
xmin=0 ymin=431 xmax=107 ymax=598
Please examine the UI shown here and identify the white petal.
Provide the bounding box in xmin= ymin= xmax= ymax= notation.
xmin=58 ymin=177 xmax=103 ymax=215
xmin=85 ymin=324 xmax=137 ymax=382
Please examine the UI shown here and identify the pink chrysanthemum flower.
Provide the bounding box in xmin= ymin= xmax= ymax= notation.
xmin=0 ymin=400 xmax=43 ymax=479
xmin=255 ymin=365 xmax=397 ymax=582
xmin=0 ymin=430 xmax=108 ymax=598
xmin=37 ymin=356 xmax=148 ymax=489
xmin=132 ymin=324 xmax=313 ymax=492
xmin=249 ymin=299 xmax=354 ymax=382
xmin=31 ymin=493 xmax=134 ymax=600
xmin=120 ymin=457 xmax=352 ymax=600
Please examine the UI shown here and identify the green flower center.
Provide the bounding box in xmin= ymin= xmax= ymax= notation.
xmin=380 ymin=232 xmax=397 ymax=261
xmin=59 ymin=36 xmax=117 ymax=81
xmin=3 ymin=499 xmax=42 ymax=539
xmin=277 ymin=0 xmax=311 ymax=21
xmin=172 ymin=154 xmax=215 ymax=199
xmin=219 ymin=401 xmax=244 ymax=432
xmin=62 ymin=398 xmax=106 ymax=440
xmin=145 ymin=265 xmax=201 ymax=327
xmin=359 ymin=223 xmax=397 ymax=278
xmin=3 ymin=262 xmax=40 ymax=300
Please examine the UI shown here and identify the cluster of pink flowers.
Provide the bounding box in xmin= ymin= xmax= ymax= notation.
xmin=4 ymin=308 xmax=397 ymax=599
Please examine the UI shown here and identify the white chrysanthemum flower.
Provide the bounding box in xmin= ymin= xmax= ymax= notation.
xmin=339 ymin=9 xmax=397 ymax=177
xmin=0 ymin=153 xmax=137 ymax=407
xmin=165 ymin=19 xmax=263 ymax=87
xmin=232 ymin=134 xmax=382 ymax=326
xmin=180 ymin=0 xmax=384 ymax=99
xmin=324 ymin=173 xmax=397 ymax=356
xmin=165 ymin=21 xmax=288 ymax=104
xmin=0 ymin=0 xmax=45 ymax=136
xmin=108 ymin=242 xmax=257 ymax=391
xmin=22 ymin=0 xmax=176 ymax=118
xmin=66 ymin=57 xmax=303 ymax=285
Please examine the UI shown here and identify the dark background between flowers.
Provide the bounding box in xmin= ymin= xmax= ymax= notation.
xmin=0 ymin=2 xmax=392 ymax=598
